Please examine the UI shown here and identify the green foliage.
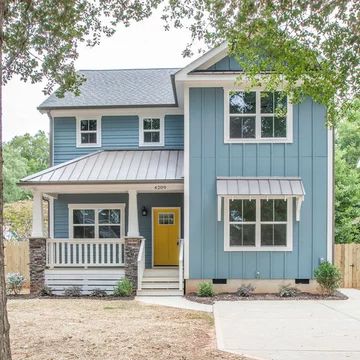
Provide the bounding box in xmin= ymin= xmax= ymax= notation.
xmin=197 ymin=281 xmax=214 ymax=297
xmin=314 ymin=261 xmax=342 ymax=295
xmin=64 ymin=286 xmax=82 ymax=297
xmin=237 ymin=284 xmax=255 ymax=297
xmin=278 ymin=284 xmax=299 ymax=298
xmin=335 ymin=100 xmax=360 ymax=244
xmin=6 ymin=273 xmax=26 ymax=295
xmin=40 ymin=286 xmax=53 ymax=296
xmin=162 ymin=1 xmax=359 ymax=124
xmin=90 ymin=288 xmax=107 ymax=297
xmin=3 ymin=131 xmax=49 ymax=203
xmin=113 ymin=278 xmax=133 ymax=297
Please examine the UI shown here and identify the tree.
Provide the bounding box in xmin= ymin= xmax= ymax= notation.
xmin=3 ymin=131 xmax=49 ymax=203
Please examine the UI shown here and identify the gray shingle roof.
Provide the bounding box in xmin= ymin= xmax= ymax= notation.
xmin=20 ymin=150 xmax=184 ymax=184
xmin=217 ymin=177 xmax=305 ymax=196
xmin=38 ymin=68 xmax=179 ymax=110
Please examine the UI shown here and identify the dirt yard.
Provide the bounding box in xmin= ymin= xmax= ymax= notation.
xmin=7 ymin=298 xmax=246 ymax=360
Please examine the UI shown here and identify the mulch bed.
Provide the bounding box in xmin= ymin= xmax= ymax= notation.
xmin=186 ymin=290 xmax=348 ymax=305
xmin=7 ymin=294 xmax=134 ymax=301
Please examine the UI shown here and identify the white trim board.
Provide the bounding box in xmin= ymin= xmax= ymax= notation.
xmin=327 ymin=128 xmax=334 ymax=262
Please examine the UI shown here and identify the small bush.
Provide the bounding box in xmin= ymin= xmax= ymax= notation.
xmin=197 ymin=282 xmax=214 ymax=297
xmin=6 ymin=272 xmax=25 ymax=295
xmin=113 ymin=278 xmax=133 ymax=297
xmin=237 ymin=284 xmax=256 ymax=297
xmin=279 ymin=284 xmax=299 ymax=298
xmin=314 ymin=261 xmax=342 ymax=295
xmin=90 ymin=288 xmax=107 ymax=297
xmin=40 ymin=285 xmax=53 ymax=296
xmin=64 ymin=286 xmax=82 ymax=297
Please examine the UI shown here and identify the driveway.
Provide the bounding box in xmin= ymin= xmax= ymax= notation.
xmin=214 ymin=289 xmax=360 ymax=360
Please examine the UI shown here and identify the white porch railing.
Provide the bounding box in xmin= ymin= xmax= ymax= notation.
xmin=178 ymin=238 xmax=184 ymax=291
xmin=137 ymin=238 xmax=145 ymax=291
xmin=46 ymin=239 xmax=125 ymax=268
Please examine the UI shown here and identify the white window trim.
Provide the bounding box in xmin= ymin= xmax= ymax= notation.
xmin=224 ymin=88 xmax=293 ymax=143
xmin=76 ymin=116 xmax=102 ymax=148
xmin=139 ymin=116 xmax=165 ymax=147
xmin=68 ymin=203 xmax=126 ymax=239
xmin=224 ymin=196 xmax=293 ymax=252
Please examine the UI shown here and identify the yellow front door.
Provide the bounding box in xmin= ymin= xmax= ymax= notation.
xmin=153 ymin=208 xmax=180 ymax=266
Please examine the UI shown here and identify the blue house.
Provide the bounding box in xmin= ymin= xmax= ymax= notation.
xmin=21 ymin=43 xmax=333 ymax=295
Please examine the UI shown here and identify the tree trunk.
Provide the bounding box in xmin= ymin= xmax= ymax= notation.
xmin=0 ymin=0 xmax=12 ymax=358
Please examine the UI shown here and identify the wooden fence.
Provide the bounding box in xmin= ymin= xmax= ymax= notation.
xmin=4 ymin=240 xmax=30 ymax=287
xmin=334 ymin=244 xmax=360 ymax=289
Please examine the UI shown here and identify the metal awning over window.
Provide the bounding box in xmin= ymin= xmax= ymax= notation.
xmin=217 ymin=177 xmax=305 ymax=221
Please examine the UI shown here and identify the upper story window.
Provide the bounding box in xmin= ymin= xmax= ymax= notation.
xmin=139 ymin=117 xmax=164 ymax=146
xmin=224 ymin=197 xmax=293 ymax=251
xmin=76 ymin=117 xmax=101 ymax=147
xmin=224 ymin=90 xmax=293 ymax=143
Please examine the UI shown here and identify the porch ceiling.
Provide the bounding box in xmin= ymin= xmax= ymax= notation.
xmin=20 ymin=150 xmax=184 ymax=186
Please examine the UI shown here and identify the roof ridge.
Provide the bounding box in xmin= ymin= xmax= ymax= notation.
xmin=78 ymin=68 xmax=181 ymax=72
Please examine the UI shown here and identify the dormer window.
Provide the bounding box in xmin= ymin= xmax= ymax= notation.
xmin=224 ymin=90 xmax=293 ymax=143
xmin=139 ymin=117 xmax=164 ymax=146
xmin=76 ymin=116 xmax=101 ymax=147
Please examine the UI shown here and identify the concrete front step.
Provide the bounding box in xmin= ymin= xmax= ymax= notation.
xmin=136 ymin=288 xmax=183 ymax=296
xmin=142 ymin=277 xmax=179 ymax=283
xmin=141 ymin=282 xmax=179 ymax=289
xmin=143 ymin=268 xmax=179 ymax=277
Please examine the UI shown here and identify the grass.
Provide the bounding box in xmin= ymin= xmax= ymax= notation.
xmin=8 ymin=298 xmax=247 ymax=360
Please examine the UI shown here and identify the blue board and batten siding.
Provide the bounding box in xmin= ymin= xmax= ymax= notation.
xmin=188 ymin=87 xmax=328 ymax=280
xmin=54 ymin=193 xmax=183 ymax=268
xmin=53 ymin=115 xmax=184 ymax=165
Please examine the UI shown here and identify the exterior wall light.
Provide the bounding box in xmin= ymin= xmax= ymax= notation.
xmin=142 ymin=206 xmax=148 ymax=216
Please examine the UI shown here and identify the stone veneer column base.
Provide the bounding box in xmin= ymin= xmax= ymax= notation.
xmin=124 ymin=237 xmax=144 ymax=294
xmin=29 ymin=237 xmax=47 ymax=294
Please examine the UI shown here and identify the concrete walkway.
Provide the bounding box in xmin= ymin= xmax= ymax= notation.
xmin=214 ymin=289 xmax=360 ymax=360
xmin=135 ymin=296 xmax=213 ymax=312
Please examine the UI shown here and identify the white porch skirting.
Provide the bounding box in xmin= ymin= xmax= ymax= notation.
xmin=45 ymin=268 xmax=125 ymax=295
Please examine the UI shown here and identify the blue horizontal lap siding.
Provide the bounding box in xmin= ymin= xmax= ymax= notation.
xmin=189 ymin=87 xmax=328 ymax=280
xmin=53 ymin=115 xmax=184 ymax=165
xmin=54 ymin=193 xmax=183 ymax=268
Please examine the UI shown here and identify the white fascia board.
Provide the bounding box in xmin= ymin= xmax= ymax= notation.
xmin=175 ymin=42 xmax=228 ymax=81
xmin=49 ymin=107 xmax=184 ymax=118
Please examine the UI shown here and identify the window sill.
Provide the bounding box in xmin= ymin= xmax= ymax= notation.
xmin=76 ymin=143 xmax=102 ymax=148
xmin=224 ymin=138 xmax=293 ymax=144
xmin=139 ymin=143 xmax=165 ymax=147
xmin=224 ymin=245 xmax=293 ymax=252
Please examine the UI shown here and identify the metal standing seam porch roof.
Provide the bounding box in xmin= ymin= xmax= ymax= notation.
xmin=20 ymin=150 xmax=184 ymax=185
xmin=217 ymin=177 xmax=305 ymax=197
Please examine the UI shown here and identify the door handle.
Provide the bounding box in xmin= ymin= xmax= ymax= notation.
xmin=177 ymin=241 xmax=179 ymax=246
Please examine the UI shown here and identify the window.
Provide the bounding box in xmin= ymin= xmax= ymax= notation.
xmin=158 ymin=213 xmax=175 ymax=225
xmin=139 ymin=117 xmax=164 ymax=146
xmin=225 ymin=90 xmax=292 ymax=143
xmin=224 ymin=198 xmax=292 ymax=251
xmin=76 ymin=117 xmax=101 ymax=147
xmin=69 ymin=204 xmax=125 ymax=239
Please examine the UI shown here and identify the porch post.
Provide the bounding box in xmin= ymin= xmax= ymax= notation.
xmin=31 ymin=190 xmax=44 ymax=238
xmin=127 ymin=190 xmax=139 ymax=237
xmin=29 ymin=190 xmax=46 ymax=294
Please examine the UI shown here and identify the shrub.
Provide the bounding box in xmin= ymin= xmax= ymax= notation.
xmin=314 ymin=261 xmax=342 ymax=295
xmin=279 ymin=284 xmax=299 ymax=298
xmin=197 ymin=281 xmax=214 ymax=297
xmin=113 ymin=278 xmax=133 ymax=297
xmin=40 ymin=285 xmax=53 ymax=296
xmin=90 ymin=288 xmax=107 ymax=297
xmin=237 ymin=284 xmax=256 ymax=297
xmin=64 ymin=286 xmax=82 ymax=297
xmin=6 ymin=272 xmax=25 ymax=295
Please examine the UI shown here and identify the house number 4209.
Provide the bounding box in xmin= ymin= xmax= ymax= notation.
xmin=154 ymin=185 xmax=167 ymax=190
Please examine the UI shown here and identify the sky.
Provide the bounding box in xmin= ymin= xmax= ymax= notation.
xmin=3 ymin=11 xmax=199 ymax=142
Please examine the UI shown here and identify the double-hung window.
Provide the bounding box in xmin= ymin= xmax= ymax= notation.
xmin=139 ymin=117 xmax=164 ymax=146
xmin=69 ymin=204 xmax=125 ymax=239
xmin=224 ymin=198 xmax=292 ymax=251
xmin=225 ymin=90 xmax=292 ymax=143
xmin=76 ymin=117 xmax=101 ymax=147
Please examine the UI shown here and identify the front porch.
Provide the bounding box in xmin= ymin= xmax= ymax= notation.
xmin=20 ymin=150 xmax=185 ymax=295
